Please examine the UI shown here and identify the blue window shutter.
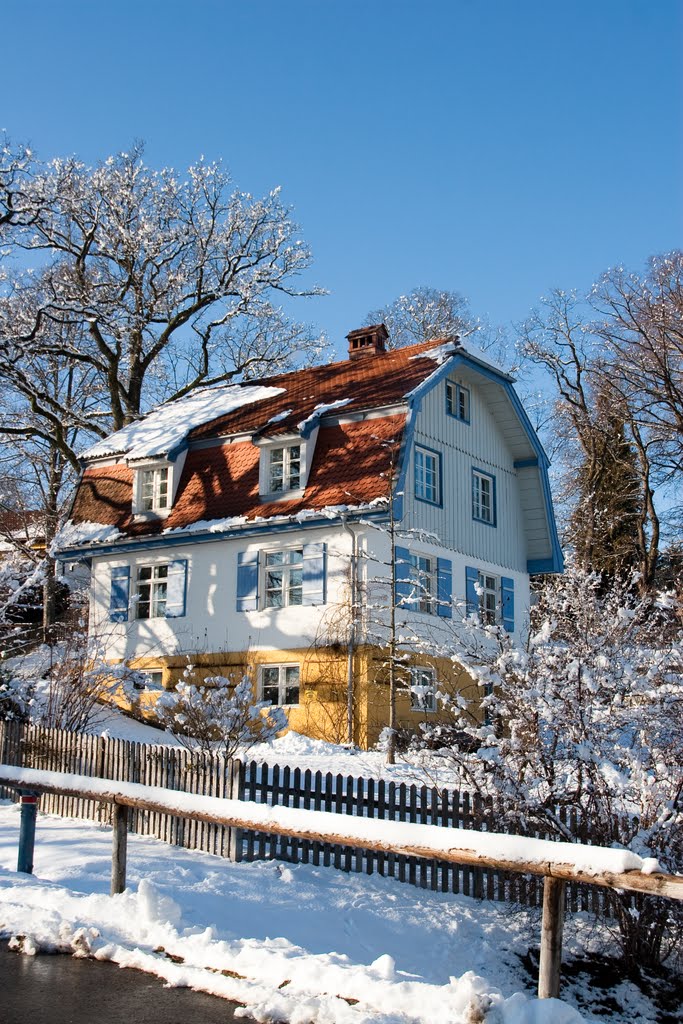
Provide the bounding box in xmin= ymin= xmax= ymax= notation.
xmin=465 ymin=566 xmax=479 ymax=615
xmin=303 ymin=542 xmax=326 ymax=605
xmin=501 ymin=576 xmax=515 ymax=632
xmin=165 ymin=559 xmax=188 ymax=618
xmin=110 ymin=566 xmax=130 ymax=622
xmin=437 ymin=557 xmax=452 ymax=618
xmin=236 ymin=550 xmax=259 ymax=611
xmin=395 ymin=546 xmax=414 ymax=609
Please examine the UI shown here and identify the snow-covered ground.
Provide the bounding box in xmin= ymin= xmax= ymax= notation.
xmin=91 ymin=707 xmax=465 ymax=789
xmin=0 ymin=802 xmax=672 ymax=1024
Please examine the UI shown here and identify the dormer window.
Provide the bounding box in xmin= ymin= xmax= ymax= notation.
xmin=140 ymin=466 xmax=169 ymax=512
xmin=257 ymin=435 xmax=313 ymax=499
xmin=269 ymin=444 xmax=301 ymax=493
xmin=132 ymin=460 xmax=180 ymax=517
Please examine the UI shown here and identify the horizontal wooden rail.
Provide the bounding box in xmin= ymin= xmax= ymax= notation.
xmin=2 ymin=763 xmax=681 ymax=1002
xmin=2 ymin=764 xmax=681 ymax=899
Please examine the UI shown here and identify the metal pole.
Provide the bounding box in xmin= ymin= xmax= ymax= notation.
xmin=17 ymin=791 xmax=39 ymax=874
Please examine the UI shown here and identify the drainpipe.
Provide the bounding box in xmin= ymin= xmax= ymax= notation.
xmin=340 ymin=516 xmax=358 ymax=745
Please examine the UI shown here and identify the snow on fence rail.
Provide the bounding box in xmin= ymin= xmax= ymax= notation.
xmin=0 ymin=721 xmax=651 ymax=913
xmin=1 ymin=761 xmax=682 ymax=1003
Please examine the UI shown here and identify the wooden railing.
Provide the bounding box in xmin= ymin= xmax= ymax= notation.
xmin=2 ymin=763 xmax=682 ymax=1001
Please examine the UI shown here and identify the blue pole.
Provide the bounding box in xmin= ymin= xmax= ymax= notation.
xmin=17 ymin=791 xmax=39 ymax=874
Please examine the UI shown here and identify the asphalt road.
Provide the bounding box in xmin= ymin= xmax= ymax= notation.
xmin=0 ymin=944 xmax=252 ymax=1024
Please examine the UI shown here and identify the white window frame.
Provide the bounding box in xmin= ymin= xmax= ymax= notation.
xmin=135 ymin=564 xmax=168 ymax=619
xmin=132 ymin=459 xmax=180 ymax=517
xmin=414 ymin=445 xmax=441 ymax=505
xmin=446 ymin=380 xmax=470 ymax=422
xmin=134 ymin=669 xmax=165 ymax=692
xmin=477 ymin=571 xmax=499 ymax=624
xmin=257 ymin=435 xmax=314 ymax=498
xmin=472 ymin=468 xmax=495 ymax=525
xmin=409 ymin=666 xmax=437 ymax=713
xmin=259 ymin=663 xmax=300 ymax=706
xmin=263 ymin=547 xmax=304 ymax=609
xmin=408 ymin=553 xmax=436 ymax=614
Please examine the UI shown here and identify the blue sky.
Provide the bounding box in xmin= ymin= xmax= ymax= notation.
xmin=3 ymin=0 xmax=681 ymax=358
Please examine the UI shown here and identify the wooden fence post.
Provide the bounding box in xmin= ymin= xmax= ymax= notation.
xmin=538 ymin=877 xmax=566 ymax=998
xmin=111 ymin=803 xmax=128 ymax=895
xmin=225 ymin=759 xmax=244 ymax=862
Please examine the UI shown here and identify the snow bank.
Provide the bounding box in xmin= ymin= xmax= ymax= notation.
xmin=0 ymin=805 xmax=588 ymax=1023
xmin=81 ymin=383 xmax=284 ymax=461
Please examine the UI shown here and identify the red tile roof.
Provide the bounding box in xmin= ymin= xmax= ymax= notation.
xmin=69 ymin=339 xmax=447 ymax=539
xmin=189 ymin=339 xmax=444 ymax=441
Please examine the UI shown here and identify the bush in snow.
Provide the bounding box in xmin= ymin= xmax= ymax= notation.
xmin=1 ymin=630 xmax=142 ymax=732
xmin=418 ymin=559 xmax=683 ymax=970
xmin=156 ymin=666 xmax=287 ymax=761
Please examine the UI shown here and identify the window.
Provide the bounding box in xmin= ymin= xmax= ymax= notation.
xmin=410 ymin=666 xmax=436 ymax=713
xmin=268 ymin=444 xmax=301 ymax=493
xmin=134 ymin=669 xmax=164 ymax=692
xmin=415 ymin=445 xmax=441 ymax=505
xmin=478 ymin=572 xmax=498 ymax=624
xmin=136 ymin=564 xmax=168 ymax=619
xmin=264 ymin=548 xmax=304 ymax=608
xmin=121 ymin=559 xmax=187 ymax=621
xmin=446 ymin=381 xmax=470 ymax=422
xmin=395 ymin=547 xmax=452 ymax=619
xmin=236 ymin=544 xmax=326 ymax=612
xmin=408 ymin=553 xmax=435 ymax=614
xmin=139 ymin=466 xmax=169 ymax=513
xmin=472 ymin=468 xmax=496 ymax=525
xmin=465 ymin=566 xmax=514 ymax=632
xmin=260 ymin=664 xmax=300 ymax=706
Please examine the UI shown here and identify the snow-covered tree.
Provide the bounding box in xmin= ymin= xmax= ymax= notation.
xmin=419 ymin=559 xmax=683 ymax=968
xmin=365 ymin=286 xmax=472 ymax=348
xmin=156 ymin=667 xmax=287 ymax=761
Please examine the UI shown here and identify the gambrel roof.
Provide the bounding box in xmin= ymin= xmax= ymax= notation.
xmin=58 ymin=334 xmax=562 ymax=574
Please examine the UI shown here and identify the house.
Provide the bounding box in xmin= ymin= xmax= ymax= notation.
xmin=54 ymin=326 xmax=563 ymax=748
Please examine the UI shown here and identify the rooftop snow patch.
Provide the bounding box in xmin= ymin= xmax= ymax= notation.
xmin=81 ymin=384 xmax=285 ymax=462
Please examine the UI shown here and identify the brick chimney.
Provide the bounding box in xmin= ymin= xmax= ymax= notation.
xmin=347 ymin=323 xmax=389 ymax=360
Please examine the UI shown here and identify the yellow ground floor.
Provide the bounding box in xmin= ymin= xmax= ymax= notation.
xmin=124 ymin=644 xmax=481 ymax=751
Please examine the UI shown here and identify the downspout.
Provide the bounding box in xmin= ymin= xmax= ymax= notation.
xmin=340 ymin=516 xmax=358 ymax=745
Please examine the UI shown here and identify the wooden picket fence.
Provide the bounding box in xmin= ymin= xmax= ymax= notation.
xmin=0 ymin=720 xmax=621 ymax=914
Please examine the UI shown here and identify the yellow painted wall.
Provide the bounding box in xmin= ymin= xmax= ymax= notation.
xmin=122 ymin=644 xmax=481 ymax=751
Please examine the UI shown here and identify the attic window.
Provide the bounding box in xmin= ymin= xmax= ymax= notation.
xmin=132 ymin=462 xmax=175 ymax=516
xmin=140 ymin=467 xmax=169 ymax=512
xmin=269 ymin=444 xmax=301 ymax=493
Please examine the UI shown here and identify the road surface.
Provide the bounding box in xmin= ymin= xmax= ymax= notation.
xmin=0 ymin=943 xmax=253 ymax=1023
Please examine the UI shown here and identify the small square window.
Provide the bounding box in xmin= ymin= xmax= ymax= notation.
xmin=415 ymin=446 xmax=441 ymax=505
xmin=140 ymin=467 xmax=169 ymax=513
xmin=446 ymin=381 xmax=470 ymax=422
xmin=269 ymin=445 xmax=301 ymax=493
xmin=472 ymin=469 xmax=496 ymax=525
xmin=260 ymin=664 xmax=300 ymax=705
xmin=410 ymin=666 xmax=437 ymax=713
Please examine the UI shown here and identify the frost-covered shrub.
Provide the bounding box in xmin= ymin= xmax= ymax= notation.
xmin=419 ymin=559 xmax=683 ymax=968
xmin=156 ymin=666 xmax=287 ymax=761
xmin=2 ymin=632 xmax=141 ymax=732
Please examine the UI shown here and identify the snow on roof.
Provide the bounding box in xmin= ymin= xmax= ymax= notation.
xmin=52 ymin=520 xmax=123 ymax=553
xmin=81 ymin=384 xmax=285 ymax=462
xmin=297 ymin=398 xmax=352 ymax=433
xmin=414 ymin=337 xmax=511 ymax=379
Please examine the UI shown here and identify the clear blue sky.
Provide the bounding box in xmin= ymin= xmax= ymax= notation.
xmin=3 ymin=0 xmax=681 ymax=358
